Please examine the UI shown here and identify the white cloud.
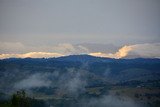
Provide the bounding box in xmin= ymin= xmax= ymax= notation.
xmin=0 ymin=52 xmax=64 ymax=59
xmin=0 ymin=42 xmax=160 ymax=59
xmin=127 ymin=43 xmax=160 ymax=58
xmin=89 ymin=45 xmax=133 ymax=58
xmin=14 ymin=73 xmax=52 ymax=89
xmin=90 ymin=43 xmax=160 ymax=59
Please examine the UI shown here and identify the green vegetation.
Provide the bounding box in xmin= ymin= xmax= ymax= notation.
xmin=11 ymin=90 xmax=30 ymax=107
xmin=0 ymin=90 xmax=46 ymax=107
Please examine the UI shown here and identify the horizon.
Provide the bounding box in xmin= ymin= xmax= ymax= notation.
xmin=0 ymin=42 xmax=160 ymax=59
xmin=1 ymin=54 xmax=160 ymax=60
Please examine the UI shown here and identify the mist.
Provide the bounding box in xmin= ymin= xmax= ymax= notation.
xmin=14 ymin=73 xmax=52 ymax=89
xmin=12 ymin=66 xmax=144 ymax=107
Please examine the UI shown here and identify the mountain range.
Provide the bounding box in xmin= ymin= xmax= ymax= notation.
xmin=0 ymin=55 xmax=160 ymax=107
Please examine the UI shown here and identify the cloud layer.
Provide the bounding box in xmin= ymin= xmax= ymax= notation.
xmin=0 ymin=52 xmax=64 ymax=59
xmin=89 ymin=45 xmax=133 ymax=59
xmin=0 ymin=42 xmax=160 ymax=59
xmin=90 ymin=43 xmax=160 ymax=59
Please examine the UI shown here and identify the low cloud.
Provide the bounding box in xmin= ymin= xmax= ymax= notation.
xmin=14 ymin=67 xmax=88 ymax=96
xmin=0 ymin=42 xmax=89 ymax=59
xmin=126 ymin=43 xmax=160 ymax=58
xmin=14 ymin=73 xmax=52 ymax=89
xmin=0 ymin=42 xmax=160 ymax=59
xmin=11 ymin=66 xmax=142 ymax=107
xmin=0 ymin=52 xmax=64 ymax=59
xmin=0 ymin=42 xmax=89 ymax=54
xmin=57 ymin=68 xmax=87 ymax=96
xmin=90 ymin=43 xmax=160 ymax=59
xmin=89 ymin=45 xmax=133 ymax=58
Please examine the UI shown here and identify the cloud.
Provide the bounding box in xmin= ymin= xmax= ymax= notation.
xmin=0 ymin=42 xmax=89 ymax=54
xmin=10 ymin=62 xmax=143 ymax=107
xmin=0 ymin=42 xmax=160 ymax=59
xmin=56 ymin=68 xmax=87 ymax=96
xmin=0 ymin=42 xmax=25 ymax=54
xmin=52 ymin=43 xmax=89 ymax=54
xmin=126 ymin=43 xmax=160 ymax=58
xmin=13 ymin=67 xmax=88 ymax=94
xmin=89 ymin=45 xmax=133 ymax=59
xmin=0 ymin=42 xmax=90 ymax=58
xmin=90 ymin=43 xmax=160 ymax=59
xmin=0 ymin=52 xmax=64 ymax=59
xmin=12 ymin=66 xmax=142 ymax=107
xmin=14 ymin=73 xmax=52 ymax=89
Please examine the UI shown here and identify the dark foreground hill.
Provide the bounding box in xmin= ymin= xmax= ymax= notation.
xmin=0 ymin=55 xmax=160 ymax=107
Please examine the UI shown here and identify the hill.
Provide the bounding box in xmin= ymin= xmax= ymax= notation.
xmin=0 ymin=55 xmax=160 ymax=107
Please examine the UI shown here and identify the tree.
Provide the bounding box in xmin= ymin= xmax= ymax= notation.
xmin=11 ymin=90 xmax=30 ymax=107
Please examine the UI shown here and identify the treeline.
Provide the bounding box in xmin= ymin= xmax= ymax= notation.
xmin=0 ymin=90 xmax=46 ymax=107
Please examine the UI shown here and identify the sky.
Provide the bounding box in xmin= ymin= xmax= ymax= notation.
xmin=0 ymin=0 xmax=160 ymax=58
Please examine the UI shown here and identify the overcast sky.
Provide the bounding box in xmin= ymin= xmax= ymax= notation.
xmin=0 ymin=0 xmax=160 ymax=46
xmin=0 ymin=0 xmax=160 ymax=59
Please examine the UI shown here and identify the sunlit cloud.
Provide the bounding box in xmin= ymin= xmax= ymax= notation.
xmin=0 ymin=43 xmax=160 ymax=59
xmin=0 ymin=52 xmax=64 ymax=59
xmin=89 ymin=45 xmax=133 ymax=59
xmin=90 ymin=43 xmax=160 ymax=59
